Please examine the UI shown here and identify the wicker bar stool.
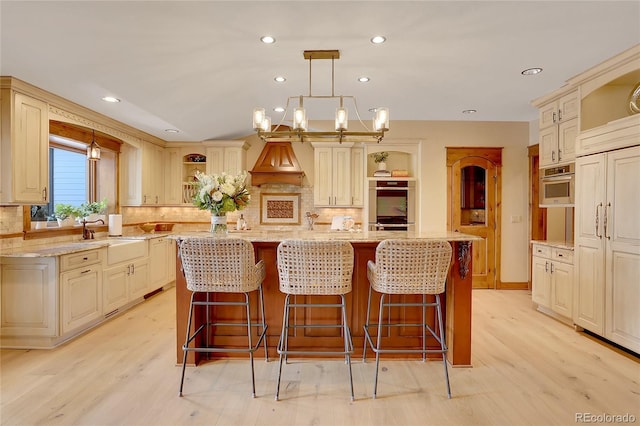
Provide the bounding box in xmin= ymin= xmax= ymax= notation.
xmin=275 ymin=239 xmax=355 ymax=401
xmin=363 ymin=239 xmax=453 ymax=399
xmin=177 ymin=237 xmax=268 ymax=398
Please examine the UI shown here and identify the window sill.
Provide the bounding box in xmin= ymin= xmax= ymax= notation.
xmin=23 ymin=225 xmax=108 ymax=240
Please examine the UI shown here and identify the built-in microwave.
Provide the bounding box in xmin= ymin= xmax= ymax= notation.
xmin=540 ymin=164 xmax=574 ymax=207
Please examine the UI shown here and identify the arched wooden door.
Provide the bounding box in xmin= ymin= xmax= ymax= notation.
xmin=447 ymin=148 xmax=502 ymax=289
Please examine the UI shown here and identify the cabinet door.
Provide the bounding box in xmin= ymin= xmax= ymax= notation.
xmin=557 ymin=91 xmax=579 ymax=122
xmin=531 ymin=256 xmax=551 ymax=307
xmin=128 ymin=259 xmax=150 ymax=300
xmin=143 ymin=143 xmax=164 ymax=204
xmin=539 ymin=126 xmax=558 ymax=167
xmin=61 ymin=266 xmax=102 ymax=334
xmin=539 ymin=102 xmax=558 ymax=129
xmin=103 ymin=266 xmax=129 ymax=314
xmin=332 ymin=147 xmax=352 ymax=206
xmin=224 ymin=147 xmax=245 ymax=175
xmin=148 ymin=238 xmax=169 ymax=291
xmin=351 ymin=147 xmax=364 ymax=207
xmin=574 ymin=153 xmax=606 ymax=333
xmin=604 ymin=146 xmax=640 ymax=352
xmin=0 ymin=258 xmax=57 ymax=337
xmin=314 ymin=147 xmax=333 ymax=206
xmin=206 ymin=147 xmax=224 ymax=175
xmin=551 ymin=262 xmax=573 ymax=318
xmin=164 ymin=148 xmax=183 ymax=205
xmin=120 ymin=144 xmax=142 ymax=206
xmin=6 ymin=92 xmax=49 ymax=203
xmin=558 ymin=118 xmax=577 ymax=164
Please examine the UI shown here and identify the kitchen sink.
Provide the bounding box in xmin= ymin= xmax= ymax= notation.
xmin=106 ymin=239 xmax=147 ymax=265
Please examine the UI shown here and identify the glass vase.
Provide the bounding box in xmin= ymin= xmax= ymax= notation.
xmin=210 ymin=213 xmax=228 ymax=235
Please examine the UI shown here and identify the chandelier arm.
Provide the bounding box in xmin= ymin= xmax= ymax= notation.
xmin=350 ymin=96 xmax=374 ymax=132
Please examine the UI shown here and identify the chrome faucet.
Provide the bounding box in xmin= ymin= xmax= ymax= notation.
xmin=81 ymin=218 xmax=105 ymax=240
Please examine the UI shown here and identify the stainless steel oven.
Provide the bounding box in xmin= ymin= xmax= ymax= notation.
xmin=368 ymin=179 xmax=416 ymax=231
xmin=540 ymin=164 xmax=575 ymax=207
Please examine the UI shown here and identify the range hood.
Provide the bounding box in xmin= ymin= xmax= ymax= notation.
xmin=249 ymin=141 xmax=305 ymax=186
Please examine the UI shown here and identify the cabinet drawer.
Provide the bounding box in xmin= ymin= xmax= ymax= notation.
xmin=552 ymin=248 xmax=573 ymax=264
xmin=60 ymin=249 xmax=102 ymax=272
xmin=532 ymin=244 xmax=552 ymax=258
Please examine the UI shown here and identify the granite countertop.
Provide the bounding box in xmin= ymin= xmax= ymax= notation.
xmin=1 ymin=233 xmax=171 ymax=258
xmin=531 ymin=240 xmax=575 ymax=250
xmin=168 ymin=230 xmax=483 ymax=243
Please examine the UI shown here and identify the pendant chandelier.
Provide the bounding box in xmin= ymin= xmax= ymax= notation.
xmin=86 ymin=129 xmax=101 ymax=161
xmin=253 ymin=50 xmax=389 ymax=143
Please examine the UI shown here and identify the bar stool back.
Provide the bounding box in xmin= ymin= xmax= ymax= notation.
xmin=275 ymin=239 xmax=355 ymax=401
xmin=178 ymin=237 xmax=268 ymax=398
xmin=363 ymin=239 xmax=453 ymax=399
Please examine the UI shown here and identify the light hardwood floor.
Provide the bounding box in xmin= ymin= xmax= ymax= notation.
xmin=1 ymin=287 xmax=638 ymax=426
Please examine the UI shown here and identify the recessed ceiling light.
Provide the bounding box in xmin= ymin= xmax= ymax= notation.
xmin=164 ymin=129 xmax=180 ymax=133
xmin=371 ymin=35 xmax=386 ymax=44
xmin=274 ymin=76 xmax=286 ymax=83
xmin=260 ymin=35 xmax=276 ymax=44
xmin=358 ymin=76 xmax=370 ymax=83
xmin=521 ymin=67 xmax=543 ymax=76
xmin=102 ymin=96 xmax=120 ymax=103
xmin=462 ymin=109 xmax=477 ymax=114
xmin=273 ymin=107 xmax=285 ymax=113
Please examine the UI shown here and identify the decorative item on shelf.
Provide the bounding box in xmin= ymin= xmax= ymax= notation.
xmin=139 ymin=223 xmax=156 ymax=233
xmin=391 ymin=169 xmax=409 ymax=177
xmin=372 ymin=151 xmax=389 ymax=174
xmin=253 ymin=50 xmax=389 ymax=144
xmin=191 ymin=170 xmax=251 ymax=234
xmin=79 ymin=197 xmax=107 ymax=221
xmin=628 ymin=82 xmax=640 ymax=115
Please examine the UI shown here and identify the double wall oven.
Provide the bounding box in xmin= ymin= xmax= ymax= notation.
xmin=368 ymin=179 xmax=416 ymax=231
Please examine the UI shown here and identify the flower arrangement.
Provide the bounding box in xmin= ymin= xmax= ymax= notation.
xmin=192 ymin=170 xmax=250 ymax=215
xmin=372 ymin=151 xmax=389 ymax=163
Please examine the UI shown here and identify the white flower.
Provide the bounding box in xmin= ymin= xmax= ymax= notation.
xmin=221 ymin=182 xmax=235 ymax=196
xmin=212 ymin=191 xmax=223 ymax=202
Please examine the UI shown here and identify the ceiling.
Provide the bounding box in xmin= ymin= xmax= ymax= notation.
xmin=1 ymin=1 xmax=639 ymax=143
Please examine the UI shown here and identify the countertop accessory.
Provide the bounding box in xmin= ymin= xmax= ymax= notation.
xmin=154 ymin=223 xmax=174 ymax=232
xmin=139 ymin=223 xmax=155 ymax=233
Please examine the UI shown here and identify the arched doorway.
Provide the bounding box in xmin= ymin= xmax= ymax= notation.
xmin=447 ymin=147 xmax=502 ymax=289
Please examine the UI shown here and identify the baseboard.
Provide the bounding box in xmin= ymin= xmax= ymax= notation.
xmin=497 ymin=281 xmax=528 ymax=290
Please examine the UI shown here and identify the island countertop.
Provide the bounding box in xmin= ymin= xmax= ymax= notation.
xmin=168 ymin=229 xmax=481 ymax=242
xmin=173 ymin=231 xmax=479 ymax=367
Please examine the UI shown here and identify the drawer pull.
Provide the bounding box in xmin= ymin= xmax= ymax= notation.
xmin=83 ymin=257 xmax=88 ymax=261
xmin=558 ymin=253 xmax=563 ymax=257
xmin=81 ymin=269 xmax=91 ymax=274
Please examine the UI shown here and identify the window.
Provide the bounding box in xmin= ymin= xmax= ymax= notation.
xmin=27 ymin=121 xmax=120 ymax=233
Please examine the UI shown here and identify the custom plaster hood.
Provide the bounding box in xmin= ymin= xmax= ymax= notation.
xmin=249 ymin=141 xmax=305 ymax=186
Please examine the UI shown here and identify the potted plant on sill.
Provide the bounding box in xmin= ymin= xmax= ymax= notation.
xmin=372 ymin=151 xmax=389 ymax=171
xmin=80 ymin=198 xmax=108 ymax=222
xmin=54 ymin=203 xmax=82 ymax=227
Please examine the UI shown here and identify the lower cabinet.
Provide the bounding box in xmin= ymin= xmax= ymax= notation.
xmin=60 ymin=265 xmax=103 ymax=334
xmin=531 ymin=243 xmax=574 ymax=321
xmin=0 ymin=237 xmax=176 ymax=349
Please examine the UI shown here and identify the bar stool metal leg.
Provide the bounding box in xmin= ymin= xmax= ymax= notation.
xmin=436 ymin=294 xmax=451 ymax=399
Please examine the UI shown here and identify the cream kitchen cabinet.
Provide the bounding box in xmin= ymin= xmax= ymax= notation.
xmin=142 ymin=142 xmax=165 ymax=205
xmin=120 ymin=142 xmax=165 ymax=205
xmin=537 ymin=90 xmax=579 ymax=167
xmin=574 ymin=145 xmax=640 ymax=353
xmin=148 ymin=237 xmax=172 ymax=291
xmin=103 ymin=239 xmax=149 ymax=310
xmin=0 ymin=257 xmax=58 ymax=338
xmin=163 ymin=147 xmax=184 ymax=205
xmin=205 ymin=141 xmax=249 ymax=176
xmin=312 ymin=143 xmax=363 ymax=207
xmin=532 ymin=243 xmax=574 ymax=321
xmin=0 ymin=86 xmax=49 ymax=204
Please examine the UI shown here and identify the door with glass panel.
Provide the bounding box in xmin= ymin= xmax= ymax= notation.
xmin=447 ymin=148 xmax=502 ymax=289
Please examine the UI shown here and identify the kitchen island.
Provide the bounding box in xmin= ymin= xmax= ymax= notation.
xmin=172 ymin=230 xmax=479 ymax=367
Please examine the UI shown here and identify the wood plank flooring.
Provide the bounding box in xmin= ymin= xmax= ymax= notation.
xmin=1 ymin=288 xmax=638 ymax=426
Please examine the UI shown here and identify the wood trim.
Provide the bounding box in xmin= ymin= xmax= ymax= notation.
xmin=445 ymin=147 xmax=503 ymax=166
xmin=528 ymin=144 xmax=546 ymax=291
xmin=50 ymin=121 xmax=123 ymax=153
xmin=497 ymin=281 xmax=529 ymax=290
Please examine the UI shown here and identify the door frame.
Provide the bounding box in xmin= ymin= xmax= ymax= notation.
xmin=446 ymin=147 xmax=502 ymax=289
xmin=528 ymin=144 xmax=547 ymax=291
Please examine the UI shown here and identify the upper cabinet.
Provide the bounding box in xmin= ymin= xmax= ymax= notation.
xmin=205 ymin=141 xmax=248 ymax=176
xmin=312 ymin=143 xmax=364 ymax=207
xmin=0 ymin=85 xmax=49 ymax=204
xmin=121 ymin=141 xmax=166 ymax=206
xmin=142 ymin=142 xmax=164 ymax=205
xmin=535 ymin=90 xmax=579 ymax=167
